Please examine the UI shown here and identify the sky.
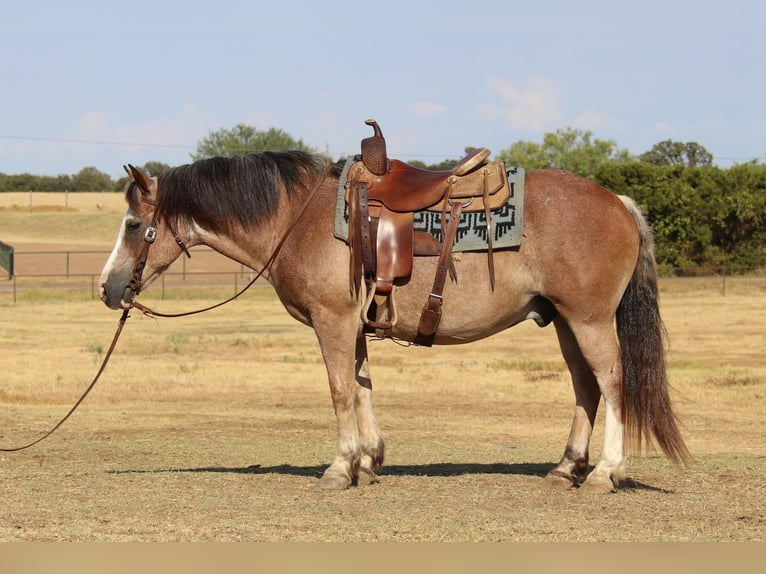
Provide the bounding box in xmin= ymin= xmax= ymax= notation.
xmin=1 ymin=0 xmax=764 ymax=179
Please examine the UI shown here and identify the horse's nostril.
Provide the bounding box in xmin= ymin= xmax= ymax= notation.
xmin=99 ymin=283 xmax=108 ymax=302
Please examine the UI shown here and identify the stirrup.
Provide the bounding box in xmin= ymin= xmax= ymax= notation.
xmin=362 ymin=281 xmax=398 ymax=331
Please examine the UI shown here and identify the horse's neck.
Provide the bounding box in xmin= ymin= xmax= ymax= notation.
xmin=192 ymin=178 xmax=331 ymax=272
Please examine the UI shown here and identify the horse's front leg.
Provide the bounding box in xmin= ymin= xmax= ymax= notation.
xmin=313 ymin=317 xmax=383 ymax=490
xmin=353 ymin=333 xmax=384 ymax=486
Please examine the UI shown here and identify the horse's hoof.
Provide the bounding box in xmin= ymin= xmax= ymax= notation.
xmin=541 ymin=472 xmax=575 ymax=491
xmin=578 ymin=474 xmax=617 ymax=494
xmin=356 ymin=468 xmax=379 ymax=487
xmin=313 ymin=471 xmax=351 ymax=491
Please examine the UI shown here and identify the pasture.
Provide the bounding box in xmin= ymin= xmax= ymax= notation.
xmin=0 ymin=192 xmax=764 ymax=541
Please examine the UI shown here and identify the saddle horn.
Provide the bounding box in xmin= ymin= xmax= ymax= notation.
xmin=361 ymin=119 xmax=388 ymax=176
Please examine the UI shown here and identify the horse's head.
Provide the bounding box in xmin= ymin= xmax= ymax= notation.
xmin=99 ymin=165 xmax=189 ymax=310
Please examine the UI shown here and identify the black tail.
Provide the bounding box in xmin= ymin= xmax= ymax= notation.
xmin=616 ymin=196 xmax=691 ymax=463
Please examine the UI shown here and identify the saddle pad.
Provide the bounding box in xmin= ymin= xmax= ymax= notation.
xmin=334 ymin=157 xmax=524 ymax=252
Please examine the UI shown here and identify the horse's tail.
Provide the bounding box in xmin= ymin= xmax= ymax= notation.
xmin=616 ymin=196 xmax=691 ymax=464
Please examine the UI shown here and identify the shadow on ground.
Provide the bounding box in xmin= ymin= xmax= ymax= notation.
xmin=109 ymin=462 xmax=669 ymax=492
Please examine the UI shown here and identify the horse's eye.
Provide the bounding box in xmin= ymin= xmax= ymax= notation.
xmin=126 ymin=220 xmax=142 ymax=233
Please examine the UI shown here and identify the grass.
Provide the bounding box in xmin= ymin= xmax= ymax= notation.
xmin=0 ymin=192 xmax=125 ymax=249
xmin=1 ymin=288 xmax=764 ymax=541
xmin=0 ymin=191 xmax=126 ymax=211
xmin=0 ymin=210 xmax=125 ymax=247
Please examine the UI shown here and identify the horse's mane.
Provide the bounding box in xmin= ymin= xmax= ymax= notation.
xmin=156 ymin=151 xmax=333 ymax=234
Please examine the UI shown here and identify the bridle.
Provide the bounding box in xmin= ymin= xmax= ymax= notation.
xmin=1 ymin=163 xmax=332 ymax=451
xmin=127 ymin=185 xmax=191 ymax=306
xmin=128 ymin=162 xmax=333 ymax=319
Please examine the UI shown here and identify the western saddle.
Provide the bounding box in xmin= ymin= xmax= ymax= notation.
xmin=346 ymin=119 xmax=510 ymax=344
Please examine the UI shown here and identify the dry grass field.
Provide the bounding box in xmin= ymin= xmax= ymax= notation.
xmin=0 ymin=192 xmax=765 ymax=541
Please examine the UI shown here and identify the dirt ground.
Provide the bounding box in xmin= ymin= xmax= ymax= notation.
xmin=1 ymin=281 xmax=764 ymax=541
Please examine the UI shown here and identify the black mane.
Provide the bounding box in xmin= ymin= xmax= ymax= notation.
xmin=156 ymin=151 xmax=331 ymax=234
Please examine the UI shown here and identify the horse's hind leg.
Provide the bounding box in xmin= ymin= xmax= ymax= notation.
xmin=353 ymin=334 xmax=384 ymax=486
xmin=550 ymin=318 xmax=626 ymax=493
xmin=543 ymin=317 xmax=601 ymax=490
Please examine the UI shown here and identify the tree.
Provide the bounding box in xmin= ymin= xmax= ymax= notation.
xmin=639 ymin=140 xmax=713 ymax=167
xmin=0 ymin=173 xmax=76 ymax=192
xmin=141 ymin=161 xmax=172 ymax=176
xmin=496 ymin=127 xmax=631 ymax=177
xmin=71 ymin=167 xmax=113 ymax=191
xmin=595 ymin=161 xmax=766 ymax=268
xmin=407 ymin=147 xmax=478 ymax=171
xmin=191 ymin=124 xmax=314 ymax=160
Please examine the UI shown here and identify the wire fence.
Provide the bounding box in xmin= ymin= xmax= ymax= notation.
xmin=1 ymin=249 xmax=765 ymax=303
xmin=0 ymin=248 xmax=265 ymax=304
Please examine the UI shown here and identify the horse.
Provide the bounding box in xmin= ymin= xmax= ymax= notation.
xmin=99 ymin=150 xmax=689 ymax=493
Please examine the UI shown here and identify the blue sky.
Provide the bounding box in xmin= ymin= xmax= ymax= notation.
xmin=1 ymin=0 xmax=763 ymax=178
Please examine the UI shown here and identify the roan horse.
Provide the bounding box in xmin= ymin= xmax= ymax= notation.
xmin=99 ymin=150 xmax=689 ymax=493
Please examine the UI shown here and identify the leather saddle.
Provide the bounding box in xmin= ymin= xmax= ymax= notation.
xmin=346 ymin=119 xmax=510 ymax=344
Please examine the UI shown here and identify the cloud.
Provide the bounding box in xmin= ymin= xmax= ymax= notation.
xmin=489 ymin=76 xmax=560 ymax=132
xmin=411 ymin=101 xmax=448 ymax=118
xmin=111 ymin=105 xmax=210 ymax=146
xmin=58 ymin=106 xmax=214 ymax=173
xmin=572 ymin=111 xmax=623 ymax=132
xmin=78 ymin=111 xmax=107 ymax=137
xmin=67 ymin=106 xmax=209 ymax=149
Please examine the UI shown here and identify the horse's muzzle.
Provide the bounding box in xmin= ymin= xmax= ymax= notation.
xmin=99 ymin=282 xmax=133 ymax=310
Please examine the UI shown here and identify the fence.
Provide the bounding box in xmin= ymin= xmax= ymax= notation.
xmin=1 ymin=249 xmax=765 ymax=303
xmin=6 ymin=247 xmax=246 ymax=279
xmin=0 ymin=247 xmax=264 ymax=304
xmin=0 ymin=241 xmax=13 ymax=278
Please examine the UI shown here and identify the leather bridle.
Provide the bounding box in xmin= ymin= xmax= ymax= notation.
xmin=129 ymin=162 xmax=333 ymax=319
xmin=126 ymin=187 xmax=191 ymax=307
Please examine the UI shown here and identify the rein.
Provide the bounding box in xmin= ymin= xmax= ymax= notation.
xmin=0 ymin=164 xmax=331 ymax=452
xmin=0 ymin=308 xmax=129 ymax=452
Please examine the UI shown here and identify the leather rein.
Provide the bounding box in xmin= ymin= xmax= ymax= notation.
xmin=1 ymin=165 xmax=331 ymax=452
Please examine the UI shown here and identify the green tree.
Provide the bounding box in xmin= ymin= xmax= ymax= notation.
xmin=709 ymin=163 xmax=766 ymax=266
xmin=596 ymin=162 xmax=710 ymax=267
xmin=639 ymin=140 xmax=713 ymax=167
xmin=70 ymin=167 xmax=113 ymax=191
xmin=191 ymin=124 xmax=314 ymax=160
xmin=496 ymin=127 xmax=631 ymax=177
xmin=112 ymin=161 xmax=172 ymax=190
xmin=0 ymin=172 xmax=76 ymax=192
xmin=407 ymin=147 xmax=478 ymax=171
xmin=141 ymin=161 xmax=172 ymax=176
xmin=595 ymin=162 xmax=766 ymax=268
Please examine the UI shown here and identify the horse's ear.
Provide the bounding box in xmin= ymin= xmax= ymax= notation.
xmin=125 ymin=164 xmax=153 ymax=197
